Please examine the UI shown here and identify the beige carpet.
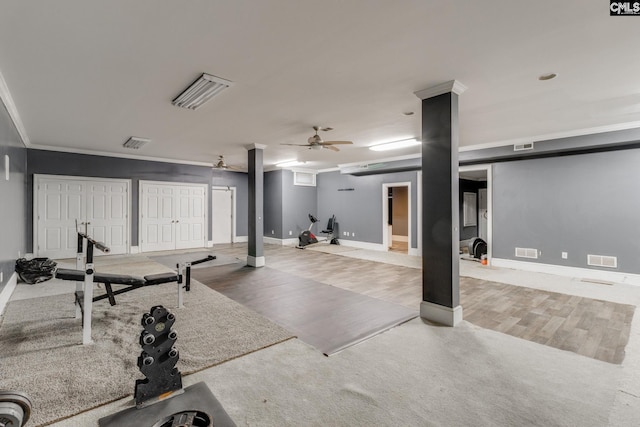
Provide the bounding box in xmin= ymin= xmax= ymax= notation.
xmin=0 ymin=276 xmax=293 ymax=426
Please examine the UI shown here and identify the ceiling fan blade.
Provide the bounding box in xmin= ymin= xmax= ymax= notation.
xmin=319 ymin=141 xmax=353 ymax=145
xmin=324 ymin=145 xmax=340 ymax=152
xmin=281 ymin=143 xmax=311 ymax=146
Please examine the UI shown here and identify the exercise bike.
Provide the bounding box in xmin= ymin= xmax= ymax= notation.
xmin=297 ymin=214 xmax=339 ymax=248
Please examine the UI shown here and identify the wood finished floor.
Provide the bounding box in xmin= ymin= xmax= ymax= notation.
xmin=209 ymin=244 xmax=635 ymax=364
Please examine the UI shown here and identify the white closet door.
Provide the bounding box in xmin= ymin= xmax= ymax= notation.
xmin=37 ymin=179 xmax=85 ymax=259
xmin=212 ymin=188 xmax=233 ymax=244
xmin=140 ymin=184 xmax=176 ymax=252
xmin=35 ymin=176 xmax=130 ymax=259
xmin=175 ymin=185 xmax=206 ymax=249
xmin=86 ymin=181 xmax=128 ymax=255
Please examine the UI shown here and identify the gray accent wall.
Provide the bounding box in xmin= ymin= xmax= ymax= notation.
xmin=0 ymin=102 xmax=27 ymax=292
xmin=492 ymin=149 xmax=640 ymax=274
xmin=317 ymin=170 xmax=418 ymax=248
xmin=27 ymin=150 xmax=249 ymax=250
xmin=263 ymin=170 xmax=283 ymax=238
xmin=281 ymin=170 xmax=317 ymax=239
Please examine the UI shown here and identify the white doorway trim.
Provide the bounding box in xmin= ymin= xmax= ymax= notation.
xmin=212 ymin=185 xmax=237 ymax=244
xmin=382 ymin=181 xmax=412 ymax=252
xmin=459 ymin=164 xmax=493 ymax=264
xmin=33 ymin=174 xmax=132 ymax=257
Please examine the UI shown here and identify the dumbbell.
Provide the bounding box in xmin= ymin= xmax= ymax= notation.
xmin=0 ymin=391 xmax=32 ymax=427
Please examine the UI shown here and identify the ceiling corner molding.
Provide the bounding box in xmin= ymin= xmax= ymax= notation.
xmin=0 ymin=70 xmax=31 ymax=147
xmin=414 ymin=80 xmax=467 ymax=100
xmin=244 ymin=143 xmax=267 ymax=151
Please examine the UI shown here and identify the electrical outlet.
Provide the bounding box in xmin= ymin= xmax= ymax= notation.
xmin=0 ymin=272 xmax=3 ymax=282
xmin=18 ymin=250 xmax=21 ymax=258
xmin=289 ymin=230 xmax=292 ymax=236
xmin=562 ymin=252 xmax=568 ymax=259
xmin=352 ymin=232 xmax=355 ymax=237
xmin=271 ymin=230 xmax=274 ymax=235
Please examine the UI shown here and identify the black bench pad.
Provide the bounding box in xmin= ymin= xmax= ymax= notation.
xmin=56 ymin=268 xmax=146 ymax=286
xmin=143 ymin=272 xmax=179 ymax=286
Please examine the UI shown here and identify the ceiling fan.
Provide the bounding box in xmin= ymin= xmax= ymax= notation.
xmin=212 ymin=155 xmax=242 ymax=171
xmin=281 ymin=126 xmax=353 ymax=152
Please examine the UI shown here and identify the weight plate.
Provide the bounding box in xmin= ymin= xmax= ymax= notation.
xmin=0 ymin=390 xmax=32 ymax=425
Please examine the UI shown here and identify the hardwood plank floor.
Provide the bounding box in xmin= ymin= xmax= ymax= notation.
xmin=207 ymin=244 xmax=635 ymax=364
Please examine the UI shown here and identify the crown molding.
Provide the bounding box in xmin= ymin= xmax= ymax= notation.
xmin=28 ymin=144 xmax=214 ymax=167
xmin=459 ymin=121 xmax=640 ymax=152
xmin=414 ymin=80 xmax=467 ymax=100
xmin=0 ymin=70 xmax=30 ymax=147
xmin=244 ymin=143 xmax=267 ymax=150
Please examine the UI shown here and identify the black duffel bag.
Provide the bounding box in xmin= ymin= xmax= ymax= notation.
xmin=15 ymin=257 xmax=57 ymax=284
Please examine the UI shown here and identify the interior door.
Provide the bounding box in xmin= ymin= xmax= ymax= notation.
xmin=140 ymin=184 xmax=176 ymax=252
xmin=37 ymin=179 xmax=85 ymax=259
xmin=479 ymin=188 xmax=488 ymax=241
xmin=175 ymin=185 xmax=206 ymax=249
xmin=86 ymin=181 xmax=128 ymax=255
xmin=212 ymin=187 xmax=233 ymax=244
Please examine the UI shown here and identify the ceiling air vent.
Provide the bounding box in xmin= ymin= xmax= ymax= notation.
xmin=514 ymin=142 xmax=534 ymax=151
xmin=587 ymin=254 xmax=617 ymax=268
xmin=172 ymin=73 xmax=233 ymax=110
xmin=123 ymin=137 xmax=150 ymax=150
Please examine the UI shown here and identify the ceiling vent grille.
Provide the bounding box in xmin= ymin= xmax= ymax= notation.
xmin=587 ymin=254 xmax=618 ymax=268
xmin=514 ymin=142 xmax=534 ymax=151
xmin=172 ymin=73 xmax=232 ymax=110
xmin=515 ymin=247 xmax=538 ymax=259
xmin=123 ymin=137 xmax=150 ymax=150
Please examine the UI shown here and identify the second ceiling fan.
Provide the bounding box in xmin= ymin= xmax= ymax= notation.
xmin=282 ymin=126 xmax=353 ymax=152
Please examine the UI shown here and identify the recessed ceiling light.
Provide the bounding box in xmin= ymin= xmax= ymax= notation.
xmin=276 ymin=160 xmax=305 ymax=167
xmin=538 ymin=73 xmax=557 ymax=81
xmin=369 ymin=138 xmax=420 ymax=151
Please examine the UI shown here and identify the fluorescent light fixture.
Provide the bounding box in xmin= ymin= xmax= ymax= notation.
xmin=172 ymin=73 xmax=233 ymax=110
xmin=369 ymin=138 xmax=420 ymax=151
xmin=276 ymin=160 xmax=304 ymax=168
xmin=123 ymin=137 xmax=150 ymax=150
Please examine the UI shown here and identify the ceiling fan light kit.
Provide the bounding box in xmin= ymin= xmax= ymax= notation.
xmin=172 ymin=73 xmax=233 ymax=110
xmin=369 ymin=138 xmax=420 ymax=151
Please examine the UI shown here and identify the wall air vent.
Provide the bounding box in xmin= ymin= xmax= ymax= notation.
xmin=587 ymin=254 xmax=618 ymax=268
xmin=172 ymin=73 xmax=232 ymax=110
xmin=514 ymin=142 xmax=534 ymax=151
xmin=123 ymin=137 xmax=150 ymax=150
xmin=515 ymin=247 xmax=538 ymax=259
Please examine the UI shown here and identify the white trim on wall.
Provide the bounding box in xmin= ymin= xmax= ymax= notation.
xmin=0 ymin=272 xmax=18 ymax=316
xmin=459 ymin=164 xmax=492 ymax=265
xmin=264 ymin=237 xmax=298 ymax=246
xmin=340 ymin=239 xmax=386 ymax=251
xmin=0 ymin=71 xmax=30 ymax=146
xmin=234 ymin=236 xmax=248 ymax=243
xmin=382 ymin=181 xmax=412 ymax=252
xmin=492 ymin=258 xmax=640 ymax=287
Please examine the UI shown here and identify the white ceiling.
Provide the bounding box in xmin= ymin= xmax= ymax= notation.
xmin=1 ymin=1 xmax=639 ymax=171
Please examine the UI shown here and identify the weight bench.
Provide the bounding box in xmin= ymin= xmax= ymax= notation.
xmin=55 ymin=269 xmax=182 ymax=307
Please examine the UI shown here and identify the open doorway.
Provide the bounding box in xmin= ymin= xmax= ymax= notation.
xmin=459 ymin=165 xmax=492 ymax=263
xmin=382 ymin=182 xmax=411 ymax=254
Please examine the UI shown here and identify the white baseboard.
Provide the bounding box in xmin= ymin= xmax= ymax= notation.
xmin=130 ymin=246 xmax=140 ymax=254
xmin=420 ymin=301 xmax=463 ymax=326
xmin=339 ymin=239 xmax=387 ymax=251
xmin=247 ymin=255 xmax=265 ymax=267
xmin=234 ymin=236 xmax=248 ymax=243
xmin=392 ymin=235 xmax=409 ymax=242
xmin=408 ymin=248 xmax=421 ymax=257
xmin=206 ymin=241 xmax=213 ymax=248
xmin=0 ymin=272 xmax=18 ymax=316
xmin=25 ymin=253 xmax=34 ymax=259
xmin=264 ymin=237 xmax=298 ymax=246
xmin=492 ymin=258 xmax=640 ymax=286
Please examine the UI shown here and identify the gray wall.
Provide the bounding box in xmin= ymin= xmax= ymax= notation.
xmin=492 ymin=149 xmax=640 ymax=274
xmin=27 ymin=150 xmax=249 ymax=250
xmin=317 ymin=170 xmax=418 ymax=248
xmin=0 ymin=102 xmax=27 ymax=292
xmin=263 ymin=170 xmax=283 ymax=238
xmin=281 ymin=170 xmax=317 ymax=239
